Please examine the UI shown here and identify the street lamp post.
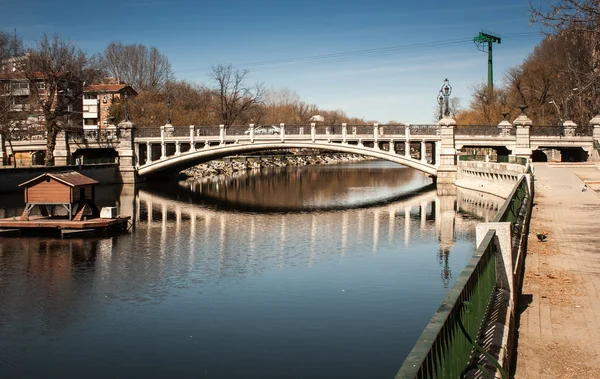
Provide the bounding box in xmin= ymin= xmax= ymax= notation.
xmin=124 ymin=92 xmax=130 ymax=122
xmin=439 ymin=78 xmax=452 ymax=118
xmin=166 ymin=98 xmax=172 ymax=125
xmin=437 ymin=91 xmax=444 ymax=121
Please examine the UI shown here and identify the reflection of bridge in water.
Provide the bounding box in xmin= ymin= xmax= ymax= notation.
xmin=130 ymin=184 xmax=501 ymax=267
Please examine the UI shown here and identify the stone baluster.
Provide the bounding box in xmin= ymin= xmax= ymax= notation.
xmin=219 ymin=124 xmax=225 ymax=144
xmin=404 ymin=140 xmax=410 ymax=157
xmin=175 ymin=141 xmax=181 ymax=156
xmin=311 ymin=123 xmax=316 ymax=142
xmin=160 ymin=125 xmax=166 ymax=159
xmin=421 ymin=140 xmax=427 ymax=162
xmin=373 ymin=123 xmax=379 ymax=149
xmin=146 ymin=142 xmax=152 ymax=164
xmin=189 ymin=125 xmax=196 ymax=152
xmin=134 ymin=143 xmax=140 ymax=166
xmin=249 ymin=124 xmax=255 ymax=143
xmin=389 ymin=139 xmax=395 ymax=153
xmin=280 ymin=123 xmax=285 ymax=142
xmin=342 ymin=123 xmax=347 ymax=143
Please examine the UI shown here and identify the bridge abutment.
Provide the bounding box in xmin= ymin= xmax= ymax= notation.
xmin=436 ymin=117 xmax=457 ymax=184
xmin=117 ymin=120 xmax=139 ymax=184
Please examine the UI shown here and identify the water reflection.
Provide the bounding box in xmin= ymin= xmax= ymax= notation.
xmin=178 ymin=160 xmax=433 ymax=211
xmin=0 ymin=162 xmax=504 ymax=379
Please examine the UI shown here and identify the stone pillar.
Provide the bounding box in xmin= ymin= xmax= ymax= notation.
xmin=219 ymin=124 xmax=225 ymax=144
xmin=249 ymin=124 xmax=255 ymax=143
xmin=280 ymin=123 xmax=285 ymax=142
xmin=146 ymin=142 xmax=152 ymax=164
xmin=434 ymin=141 xmax=440 ymax=166
xmin=189 ymin=125 xmax=196 ymax=152
xmin=164 ymin=123 xmax=174 ymax=138
xmin=117 ymin=120 xmax=137 ymax=184
xmin=342 ymin=123 xmax=347 ymax=143
xmin=404 ymin=140 xmax=410 ymax=157
xmin=389 ymin=139 xmax=395 ymax=153
xmin=436 ymin=117 xmax=457 ymax=184
xmin=563 ymin=120 xmax=577 ymax=137
xmin=53 ymin=130 xmax=69 ymax=166
xmin=513 ymin=107 xmax=532 ymax=159
xmin=420 ymin=140 xmax=427 ymax=162
xmin=591 ymin=114 xmax=600 ymax=144
xmin=311 ymin=123 xmax=316 ymax=142
xmin=175 ymin=141 xmax=181 ymax=155
xmin=325 ymin=126 xmax=331 ymax=135
xmin=160 ymin=125 xmax=166 ymax=159
xmin=497 ymin=118 xmax=512 ymax=137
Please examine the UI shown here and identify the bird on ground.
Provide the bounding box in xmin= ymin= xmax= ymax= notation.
xmin=582 ymin=185 xmax=589 ymax=192
xmin=536 ymin=233 xmax=547 ymax=242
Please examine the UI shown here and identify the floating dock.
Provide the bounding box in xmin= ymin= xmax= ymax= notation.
xmin=0 ymin=216 xmax=130 ymax=239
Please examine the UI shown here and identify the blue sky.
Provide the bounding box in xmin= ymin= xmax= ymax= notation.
xmin=1 ymin=0 xmax=543 ymax=123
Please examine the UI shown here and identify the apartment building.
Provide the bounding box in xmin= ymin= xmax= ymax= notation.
xmin=0 ymin=71 xmax=83 ymax=134
xmin=83 ymin=79 xmax=137 ymax=131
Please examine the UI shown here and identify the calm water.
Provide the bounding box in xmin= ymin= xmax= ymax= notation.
xmin=0 ymin=161 xmax=499 ymax=379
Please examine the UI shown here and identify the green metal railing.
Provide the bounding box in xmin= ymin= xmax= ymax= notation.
xmin=396 ymin=230 xmax=498 ymax=379
xmin=397 ymin=175 xmax=531 ymax=378
xmin=495 ymin=177 xmax=528 ymax=224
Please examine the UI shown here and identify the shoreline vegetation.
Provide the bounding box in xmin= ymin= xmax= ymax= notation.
xmin=182 ymin=152 xmax=371 ymax=180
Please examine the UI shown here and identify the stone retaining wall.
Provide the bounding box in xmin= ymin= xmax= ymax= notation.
xmin=455 ymin=161 xmax=529 ymax=198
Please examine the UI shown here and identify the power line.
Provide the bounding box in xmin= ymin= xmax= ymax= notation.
xmin=175 ymin=32 xmax=540 ymax=74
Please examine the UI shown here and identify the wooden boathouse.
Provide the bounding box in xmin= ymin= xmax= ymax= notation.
xmin=19 ymin=171 xmax=100 ymax=221
xmin=0 ymin=171 xmax=129 ymax=238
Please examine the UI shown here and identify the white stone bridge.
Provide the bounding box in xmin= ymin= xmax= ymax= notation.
xmin=4 ymin=113 xmax=600 ymax=184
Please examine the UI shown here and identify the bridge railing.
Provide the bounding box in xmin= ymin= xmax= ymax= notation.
xmin=136 ymin=127 xmax=162 ymax=138
xmin=454 ymin=125 xmax=504 ymax=136
xmin=409 ymin=124 xmax=439 ymax=136
xmin=529 ymin=125 xmax=563 ymax=136
xmin=397 ymin=175 xmax=531 ymax=378
xmin=395 ymin=229 xmax=498 ymax=379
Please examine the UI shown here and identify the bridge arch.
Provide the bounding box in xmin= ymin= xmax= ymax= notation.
xmin=136 ymin=142 xmax=438 ymax=178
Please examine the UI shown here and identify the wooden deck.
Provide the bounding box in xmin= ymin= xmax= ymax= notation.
xmin=0 ymin=215 xmax=130 ymax=230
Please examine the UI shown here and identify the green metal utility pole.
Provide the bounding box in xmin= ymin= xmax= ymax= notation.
xmin=473 ymin=31 xmax=501 ymax=91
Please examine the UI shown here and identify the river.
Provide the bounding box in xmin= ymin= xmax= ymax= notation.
xmin=0 ymin=160 xmax=501 ymax=379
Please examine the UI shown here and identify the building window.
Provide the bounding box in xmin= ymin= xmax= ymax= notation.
xmin=11 ymin=82 xmax=29 ymax=90
xmin=37 ymin=82 xmax=45 ymax=90
xmin=84 ymin=94 xmax=97 ymax=99
xmin=84 ymin=119 xmax=97 ymax=126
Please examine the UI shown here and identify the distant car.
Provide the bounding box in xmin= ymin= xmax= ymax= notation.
xmin=244 ymin=125 xmax=280 ymax=135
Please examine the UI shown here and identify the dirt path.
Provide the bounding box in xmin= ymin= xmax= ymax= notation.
xmin=513 ymin=165 xmax=600 ymax=378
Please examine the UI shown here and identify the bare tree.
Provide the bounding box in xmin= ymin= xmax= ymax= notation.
xmin=24 ymin=34 xmax=91 ymax=165
xmin=530 ymin=0 xmax=600 ymax=36
xmin=101 ymin=42 xmax=173 ymax=91
xmin=0 ymin=31 xmax=26 ymax=166
xmin=208 ymin=64 xmax=264 ymax=127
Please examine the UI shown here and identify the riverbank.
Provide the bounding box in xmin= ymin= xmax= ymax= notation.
xmin=513 ymin=165 xmax=600 ymax=378
xmin=182 ymin=153 xmax=370 ymax=179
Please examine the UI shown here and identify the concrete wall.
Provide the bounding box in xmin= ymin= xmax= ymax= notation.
xmin=455 ymin=161 xmax=529 ymax=198
xmin=0 ymin=164 xmax=120 ymax=193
